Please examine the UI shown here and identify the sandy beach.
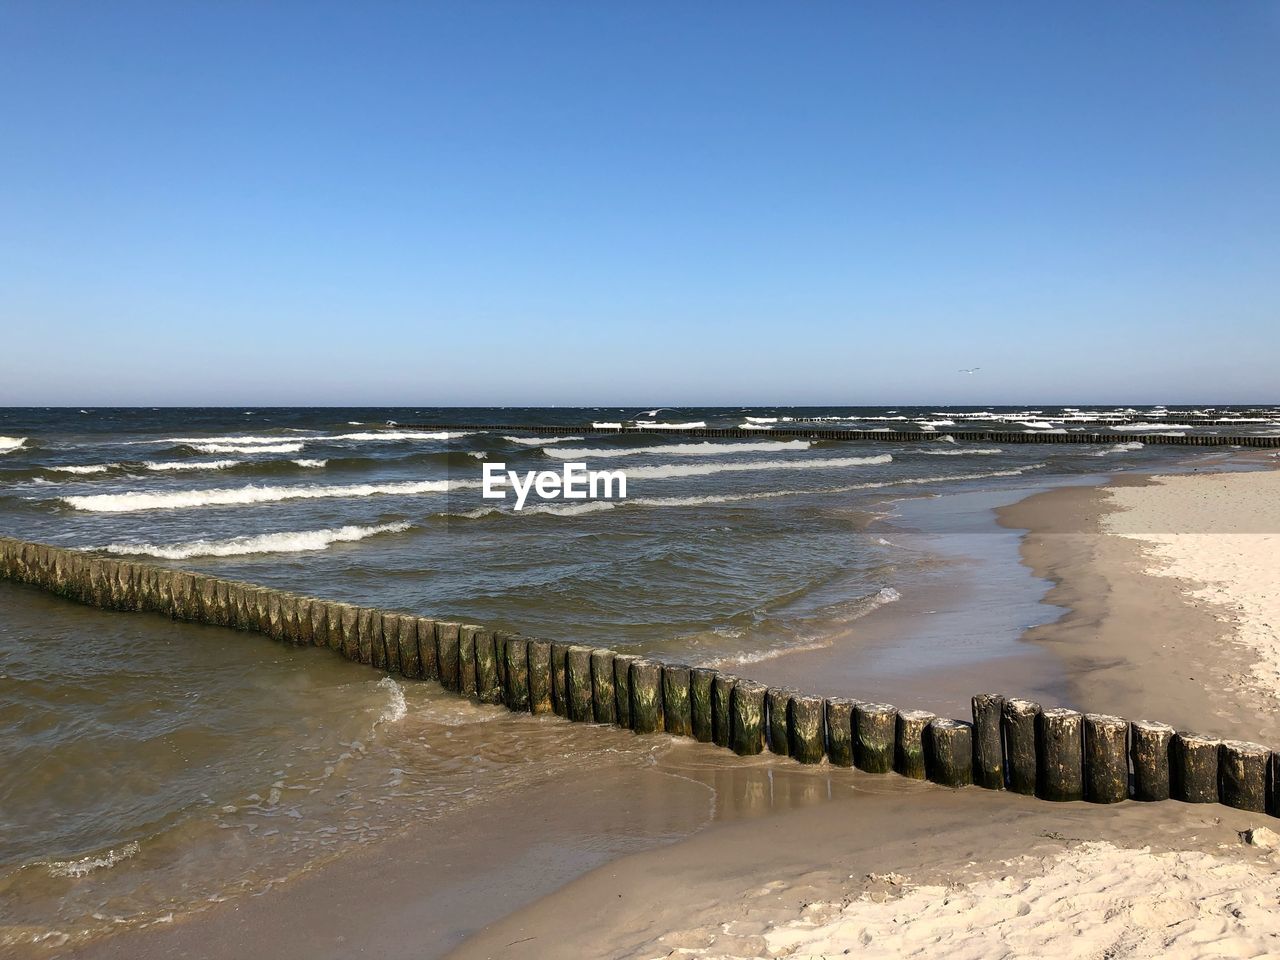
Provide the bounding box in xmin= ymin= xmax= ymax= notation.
xmin=63 ymin=462 xmax=1280 ymax=960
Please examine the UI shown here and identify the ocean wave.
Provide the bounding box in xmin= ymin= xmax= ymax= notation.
xmin=43 ymin=841 xmax=140 ymax=879
xmin=144 ymin=459 xmax=243 ymax=471
xmin=636 ymin=421 xmax=707 ymax=429
xmin=502 ymin=435 xmax=585 ymax=445
xmin=291 ymin=458 xmax=328 ymax=468
xmin=1089 ymin=441 xmax=1145 ymax=456
xmin=623 ymin=454 xmax=892 ymax=480
xmin=191 ymin=442 xmax=304 ymax=454
xmin=592 ymin=422 xmax=622 ymax=429
xmin=739 ymin=423 xmax=773 ymax=430
xmin=133 ymin=435 xmax=297 ymax=446
xmin=0 ymin=436 xmax=27 ymax=454
xmin=324 ymin=431 xmax=468 ymax=441
xmin=920 ymin=447 xmax=1002 ymax=456
xmin=52 ymin=463 xmax=117 ymax=474
xmin=545 ymin=440 xmax=813 ymax=459
xmin=97 ymin=521 xmax=412 ymax=558
xmin=62 ymin=479 xmax=455 ymax=513
xmin=1110 ymin=423 xmax=1194 ymax=431
xmin=744 ymin=417 xmax=779 ymax=423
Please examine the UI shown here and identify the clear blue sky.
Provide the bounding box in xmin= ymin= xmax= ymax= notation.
xmin=2 ymin=2 xmax=1277 ymax=406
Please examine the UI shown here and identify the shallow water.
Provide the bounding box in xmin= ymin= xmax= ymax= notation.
xmin=0 ymin=405 xmax=1257 ymax=950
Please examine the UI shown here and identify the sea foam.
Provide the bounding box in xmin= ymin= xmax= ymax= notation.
xmin=191 ymin=442 xmax=304 ymax=454
xmin=0 ymin=436 xmax=27 ymax=454
xmin=99 ymin=521 xmax=412 ymax=558
xmin=502 ymin=435 xmax=585 ymax=445
xmin=63 ymin=479 xmax=455 ymax=513
xmin=622 ymin=454 xmax=892 ymax=480
xmin=143 ymin=459 xmax=243 ymax=471
xmin=544 ymin=440 xmax=812 ymax=458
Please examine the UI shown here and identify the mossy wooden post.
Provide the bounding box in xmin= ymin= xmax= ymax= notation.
xmin=502 ymin=633 xmax=530 ymax=712
xmin=381 ymin=613 xmax=402 ymax=674
xmin=630 ymin=660 xmax=664 ymax=734
xmin=1084 ymin=714 xmax=1129 ymax=804
xmin=729 ymin=680 xmax=767 ymax=756
xmin=895 ymin=709 xmax=935 ymax=779
xmin=1002 ymin=698 xmax=1040 ymax=795
xmin=436 ymin=622 xmax=461 ymax=691
xmin=1037 ymin=708 xmax=1084 ymax=802
xmin=356 ymin=608 xmax=377 ymax=665
xmin=397 ymin=615 xmax=421 ymax=679
xmin=767 ymin=687 xmax=794 ymax=757
xmin=854 ymin=702 xmax=896 ymax=774
xmin=564 ymin=645 xmax=594 ymax=722
xmin=416 ymin=619 xmax=440 ymax=681
xmin=926 ymin=718 xmax=973 ymax=787
xmin=690 ymin=668 xmax=715 ymax=743
xmin=590 ymin=649 xmax=616 ymax=725
xmin=550 ymin=641 xmax=571 ymax=718
xmin=789 ymin=694 xmax=825 ymax=764
xmin=293 ymin=598 xmax=314 ymax=646
xmin=1219 ymin=741 xmax=1269 ymax=813
xmin=1172 ymin=732 xmax=1219 ymax=803
xmin=1269 ymin=753 xmax=1280 ymax=818
xmin=340 ymin=605 xmax=360 ymax=662
xmin=711 ymin=674 xmax=736 ymax=748
xmin=612 ymin=654 xmax=637 ymax=729
xmin=475 ymin=629 xmax=502 ymax=704
xmin=662 ymin=664 xmax=693 ymax=738
xmin=971 ymin=694 xmax=1005 ymax=790
xmin=1130 ymin=720 xmax=1173 ymax=801
xmin=825 ymin=699 xmax=855 ymax=767
xmin=457 ymin=626 xmax=479 ymax=697
xmin=527 ymin=639 xmax=554 ymax=714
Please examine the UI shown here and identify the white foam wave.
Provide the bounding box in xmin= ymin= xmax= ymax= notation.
xmin=637 ymin=421 xmax=707 ymax=429
xmin=592 ymin=422 xmax=622 ymax=429
xmin=53 ymin=463 xmax=117 ymax=474
xmin=63 ymin=479 xmax=454 ymax=513
xmin=1111 ymin=423 xmax=1194 ymax=431
xmin=623 ymin=454 xmax=892 ymax=481
xmin=375 ymin=677 xmax=407 ymax=725
xmin=520 ymin=501 xmax=620 ymax=517
xmin=44 ymin=841 xmax=140 ymax=879
xmin=744 ymin=417 xmax=779 ymax=423
xmin=325 ymin=431 xmax=467 ymax=441
xmin=1089 ymin=441 xmax=1146 ymax=456
xmin=503 ymin=435 xmax=585 ymax=445
xmin=545 ymin=441 xmax=813 ymax=459
xmin=192 ymin=442 xmax=303 ymax=454
xmin=97 ymin=521 xmax=412 ymax=558
xmin=0 ymin=436 xmax=27 ymax=454
xmin=135 ymin=435 xmax=295 ymax=446
xmin=921 ymin=448 xmax=1002 ymax=456
xmin=143 ymin=459 xmax=243 ymax=471
xmin=291 ymin=458 xmax=328 ymax=468
xmin=739 ymin=423 xmax=774 ymax=430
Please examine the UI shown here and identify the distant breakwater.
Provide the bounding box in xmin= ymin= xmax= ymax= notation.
xmin=401 ymin=423 xmax=1280 ymax=447
xmin=2 ymin=535 xmax=1277 ymax=818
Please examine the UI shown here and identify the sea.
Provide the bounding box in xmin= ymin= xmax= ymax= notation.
xmin=1 ymin=404 xmax=1276 ymax=952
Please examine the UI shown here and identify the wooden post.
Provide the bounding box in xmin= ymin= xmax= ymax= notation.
xmin=475 ymin=629 xmax=502 ymax=704
xmin=1130 ymin=720 xmax=1173 ymax=801
xmin=1172 ymin=732 xmax=1220 ymax=803
xmin=613 ymin=654 xmax=637 ymax=729
xmin=590 ymin=649 xmax=617 ymax=724
xmin=396 ymin=615 xmax=421 ymax=679
xmin=712 ymin=674 xmax=736 ymax=748
xmin=662 ymin=664 xmax=693 ymax=737
xmin=1037 ymin=708 xmax=1084 ymax=802
xmin=527 ymin=638 xmax=554 ymax=714
xmin=895 ymin=709 xmax=935 ymax=779
xmin=340 ymin=604 xmax=360 ymax=662
xmin=788 ymin=694 xmax=825 ymax=764
xmin=926 ymin=718 xmax=973 ymax=787
xmin=1270 ymin=753 xmax=1280 ymax=818
xmin=629 ymin=659 xmax=664 ymax=734
xmin=1219 ymin=740 xmax=1269 ymax=813
xmin=502 ymin=633 xmax=530 ymax=711
xmin=825 ymin=699 xmax=855 ymax=767
xmin=565 ymin=645 xmax=594 ymax=722
xmin=1002 ymin=698 xmax=1040 ymax=795
xmin=971 ymin=693 xmax=1005 ymax=790
xmin=1084 ymin=714 xmax=1129 ymax=804
xmin=457 ymin=625 xmax=478 ymax=696
xmin=416 ymin=619 xmax=440 ymax=681
xmin=436 ymin=621 xmax=461 ymax=691
xmin=550 ymin=641 xmax=571 ymax=718
xmin=767 ymin=687 xmax=794 ymax=757
xmin=854 ymin=702 xmax=896 ymax=774
xmin=730 ymin=680 xmax=767 ymax=756
xmin=690 ymin=668 xmax=715 ymax=743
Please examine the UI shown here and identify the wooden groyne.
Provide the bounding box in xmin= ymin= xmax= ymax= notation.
xmin=2 ymin=535 xmax=1277 ymax=817
xmin=406 ymin=423 xmax=1280 ymax=448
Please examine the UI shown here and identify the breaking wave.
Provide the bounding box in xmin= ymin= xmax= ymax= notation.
xmin=191 ymin=442 xmax=304 ymax=454
xmin=62 ymin=479 xmax=455 ymax=513
xmin=623 ymin=454 xmax=892 ymax=480
xmin=97 ymin=521 xmax=412 ymax=559
xmin=143 ymin=459 xmax=243 ymax=471
xmin=545 ymin=441 xmax=813 ymax=459
xmin=0 ymin=436 xmax=27 ymax=454
xmin=502 ymin=435 xmax=585 ymax=445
